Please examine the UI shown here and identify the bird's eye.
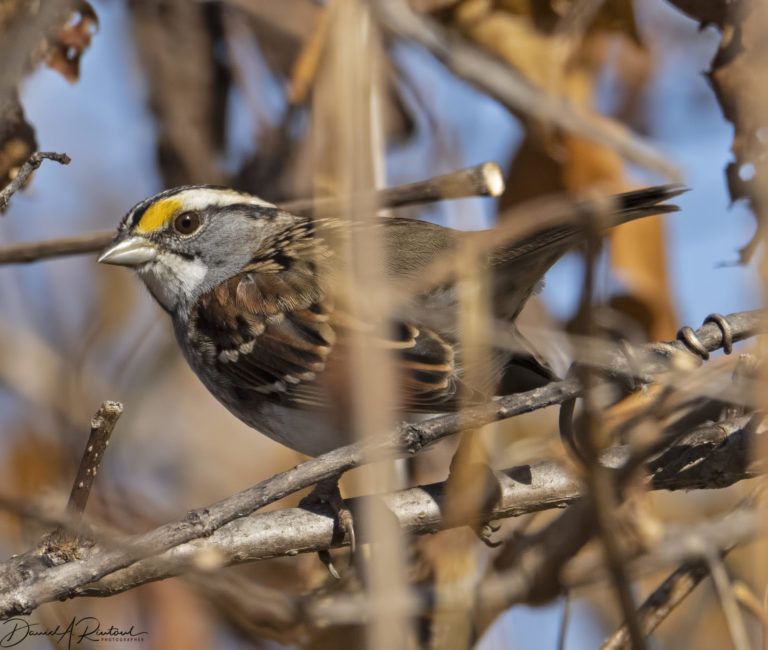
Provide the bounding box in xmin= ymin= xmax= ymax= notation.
xmin=173 ymin=211 xmax=202 ymax=235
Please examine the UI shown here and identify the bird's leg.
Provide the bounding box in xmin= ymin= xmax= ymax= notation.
xmin=300 ymin=476 xmax=356 ymax=578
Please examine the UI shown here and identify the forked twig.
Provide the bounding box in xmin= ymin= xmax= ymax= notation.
xmin=0 ymin=151 xmax=71 ymax=212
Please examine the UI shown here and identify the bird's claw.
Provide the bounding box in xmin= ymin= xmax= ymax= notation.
xmin=475 ymin=521 xmax=502 ymax=547
xmin=301 ymin=477 xmax=356 ymax=579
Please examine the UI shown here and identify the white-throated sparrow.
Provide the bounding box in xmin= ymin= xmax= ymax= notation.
xmin=98 ymin=184 xmax=680 ymax=456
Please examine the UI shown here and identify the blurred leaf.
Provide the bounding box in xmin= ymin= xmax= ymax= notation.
xmin=90 ymin=265 xmax=139 ymax=339
xmin=288 ymin=4 xmax=330 ymax=105
xmin=144 ymin=580 xmax=213 ymax=650
xmin=231 ymin=0 xmax=320 ymax=76
xmin=667 ymin=0 xmax=768 ymax=264
xmin=610 ymin=215 xmax=678 ymax=340
xmin=2 ymin=426 xmax=64 ymax=498
xmin=410 ymin=0 xmax=461 ymax=12
xmin=0 ymin=90 xmax=36 ymax=187
xmin=129 ymin=0 xmax=228 ymax=186
xmin=0 ymin=318 xmax=103 ymax=425
xmin=454 ymin=1 xmax=566 ymax=87
xmin=469 ymin=0 xmax=678 ymax=341
xmin=42 ymin=1 xmax=98 ymax=84
xmin=0 ymin=426 xmax=65 ymax=547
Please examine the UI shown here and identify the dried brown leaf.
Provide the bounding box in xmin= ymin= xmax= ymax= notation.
xmin=288 ymin=4 xmax=330 ymax=104
xmin=610 ymin=216 xmax=678 ymax=341
xmin=470 ymin=0 xmax=677 ymax=341
xmin=0 ymin=91 xmax=36 ymax=188
xmin=42 ymin=2 xmax=98 ymax=84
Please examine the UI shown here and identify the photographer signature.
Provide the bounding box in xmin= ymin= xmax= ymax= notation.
xmin=0 ymin=616 xmax=147 ymax=648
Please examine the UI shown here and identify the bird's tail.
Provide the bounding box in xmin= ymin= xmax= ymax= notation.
xmin=492 ymin=184 xmax=685 ymax=321
xmin=604 ymin=184 xmax=685 ymax=224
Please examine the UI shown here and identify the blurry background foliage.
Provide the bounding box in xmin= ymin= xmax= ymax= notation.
xmin=0 ymin=0 xmax=764 ymax=648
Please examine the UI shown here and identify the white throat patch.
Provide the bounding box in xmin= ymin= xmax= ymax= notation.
xmin=137 ymin=251 xmax=208 ymax=312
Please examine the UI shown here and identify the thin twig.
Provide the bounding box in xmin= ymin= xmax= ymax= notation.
xmin=0 ymin=231 xmax=113 ymax=265
xmin=601 ymin=561 xmax=711 ymax=650
xmin=281 ymin=161 xmax=504 ymax=215
xmin=574 ymin=197 xmax=647 ymax=650
xmin=599 ymin=488 xmax=761 ymax=649
xmin=733 ymin=582 xmax=768 ymax=650
xmin=0 ymin=152 xmax=71 ymax=212
xmin=707 ymin=550 xmax=752 ymax=650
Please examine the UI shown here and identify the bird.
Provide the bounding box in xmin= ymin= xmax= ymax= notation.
xmin=98 ymin=182 xmax=681 ymax=568
xmin=98 ymin=184 xmax=681 ymax=458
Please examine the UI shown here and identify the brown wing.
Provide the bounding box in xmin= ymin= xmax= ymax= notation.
xmin=192 ymin=270 xmax=466 ymax=412
xmin=192 ymin=269 xmax=335 ymax=404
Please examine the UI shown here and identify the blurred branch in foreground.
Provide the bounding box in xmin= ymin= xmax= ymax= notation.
xmin=0 ymin=308 xmax=763 ymax=618
xmin=601 ymin=524 xmax=745 ymax=650
xmin=368 ymin=0 xmax=680 ymax=180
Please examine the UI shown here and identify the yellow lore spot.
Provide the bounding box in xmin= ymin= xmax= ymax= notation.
xmin=136 ymin=197 xmax=183 ymax=233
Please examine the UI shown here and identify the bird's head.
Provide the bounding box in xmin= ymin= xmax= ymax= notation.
xmin=99 ymin=186 xmax=309 ymax=314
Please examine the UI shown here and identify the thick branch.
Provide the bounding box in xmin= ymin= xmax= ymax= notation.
xmin=308 ymin=495 xmax=763 ymax=628
xmin=73 ymin=416 xmax=760 ymax=599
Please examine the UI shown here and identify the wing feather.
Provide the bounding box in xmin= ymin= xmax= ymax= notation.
xmin=192 ymin=270 xmax=466 ymax=411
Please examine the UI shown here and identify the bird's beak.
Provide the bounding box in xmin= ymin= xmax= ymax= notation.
xmin=98 ymin=237 xmax=158 ymax=266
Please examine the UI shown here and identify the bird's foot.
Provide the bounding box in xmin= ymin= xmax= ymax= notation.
xmin=475 ymin=520 xmax=502 ymax=547
xmin=300 ymin=477 xmax=356 ymax=579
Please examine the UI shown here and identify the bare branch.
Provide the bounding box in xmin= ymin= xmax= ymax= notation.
xmin=0 ymin=151 xmax=70 ymax=212
xmin=281 ymin=161 xmax=505 ymax=215
xmin=309 ymin=495 xmax=764 ymax=629
xmin=66 ymin=401 xmax=123 ymax=517
xmin=70 ymin=415 xmax=760 ymax=600
xmin=0 ymin=231 xmax=113 ymax=265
